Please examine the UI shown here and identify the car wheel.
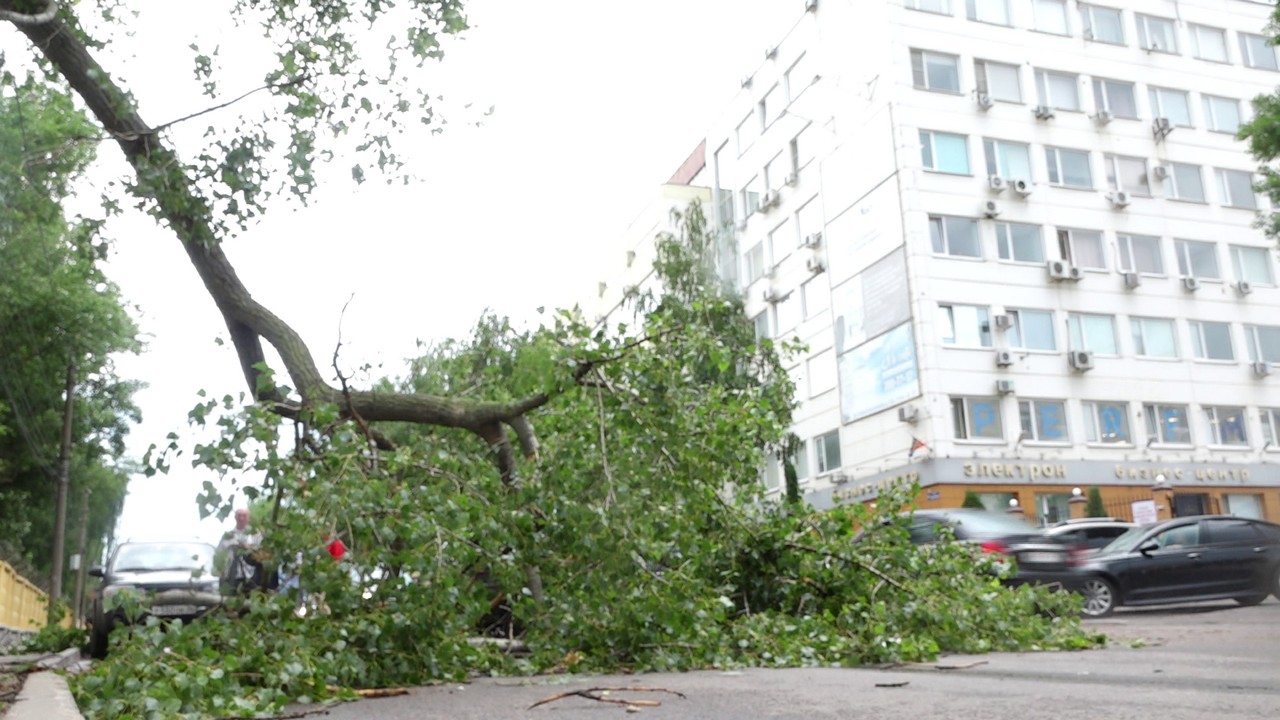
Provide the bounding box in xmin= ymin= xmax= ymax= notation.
xmin=88 ymin=617 xmax=111 ymax=660
xmin=1236 ymin=593 xmax=1268 ymax=607
xmin=1079 ymin=576 xmax=1117 ymax=618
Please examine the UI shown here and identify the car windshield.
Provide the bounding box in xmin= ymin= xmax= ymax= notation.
xmin=112 ymin=543 xmax=215 ymax=573
xmin=1095 ymin=526 xmax=1149 ymax=555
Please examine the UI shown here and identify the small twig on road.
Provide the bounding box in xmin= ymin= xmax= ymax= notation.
xmin=875 ymin=659 xmax=989 ymax=671
xmin=528 ymin=686 xmax=688 ymax=710
xmin=874 ymin=681 xmax=910 ymax=688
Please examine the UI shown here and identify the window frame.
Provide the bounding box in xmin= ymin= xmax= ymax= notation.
xmin=1245 ymin=324 xmax=1280 ymax=365
xmin=1231 ymin=245 xmax=1276 ymax=287
xmin=910 ymin=49 xmax=962 ymax=93
xmin=1216 ymin=168 xmax=1258 ymax=209
xmin=1116 ymin=233 xmax=1164 ymax=275
xmin=1175 ymin=239 xmax=1221 ymax=280
xmin=744 ymin=241 xmax=768 ymax=283
xmin=1203 ymin=95 xmax=1242 ymax=134
xmin=1079 ymin=3 xmax=1125 ymax=46
xmin=995 ymin=221 xmax=1044 ymax=264
xmin=1045 ymin=146 xmax=1093 ymax=189
xmin=974 ymin=59 xmax=1022 ymax=103
xmin=1190 ymin=24 xmax=1230 ymax=63
xmin=1144 ymin=402 xmax=1193 ymax=445
xmin=1189 ymin=320 xmax=1235 ymax=362
xmin=1135 ymin=14 xmax=1178 ymax=54
xmin=939 ymin=302 xmax=994 ymax=347
xmin=1148 ymin=86 xmax=1192 ymax=127
xmin=1164 ymin=162 xmax=1206 ymax=203
xmin=1035 ymin=69 xmax=1081 ymax=111
xmin=984 ymin=137 xmax=1033 ymax=182
xmin=929 ymin=215 xmax=982 ymax=258
xmin=1007 ymin=308 xmax=1057 ymax=351
xmin=965 ymin=0 xmax=1011 ymax=27
xmin=1057 ymin=228 xmax=1107 ymax=270
xmin=1082 ymin=400 xmax=1132 ymax=445
xmin=814 ymin=429 xmax=843 ymax=475
xmin=1104 ymin=154 xmax=1150 ymax=196
xmin=920 ymin=130 xmax=971 ymax=175
xmin=1240 ymin=31 xmax=1280 ymax=71
xmin=905 ymin=0 xmax=952 ymax=14
xmin=1130 ymin=316 xmax=1179 ymax=359
xmin=1092 ymin=78 xmax=1138 ymax=119
xmin=1068 ymin=312 xmax=1119 ymax=356
xmin=1203 ymin=406 xmax=1249 ymax=447
xmin=951 ymin=396 xmax=1005 ymax=441
xmin=1031 ymin=0 xmax=1069 ymax=36
xmin=1261 ymin=408 xmax=1280 ymax=447
xmin=1019 ymin=398 xmax=1070 ymax=443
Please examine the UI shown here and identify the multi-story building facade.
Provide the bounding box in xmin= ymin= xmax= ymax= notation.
xmin=594 ymin=0 xmax=1280 ymax=524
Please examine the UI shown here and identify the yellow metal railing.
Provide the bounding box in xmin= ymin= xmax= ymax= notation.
xmin=0 ymin=559 xmax=49 ymax=631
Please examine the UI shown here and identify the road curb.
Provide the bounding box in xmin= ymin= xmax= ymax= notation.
xmin=5 ymin=671 xmax=85 ymax=720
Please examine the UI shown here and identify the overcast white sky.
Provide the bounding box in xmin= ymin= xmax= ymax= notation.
xmin=17 ymin=0 xmax=801 ymax=545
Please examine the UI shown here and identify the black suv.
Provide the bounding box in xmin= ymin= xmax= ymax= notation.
xmin=87 ymin=540 xmax=223 ymax=658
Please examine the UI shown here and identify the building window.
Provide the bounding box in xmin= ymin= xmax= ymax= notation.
xmin=803 ymin=276 xmax=829 ymax=319
xmin=716 ymin=188 xmax=735 ymax=230
xmin=1045 ymin=147 xmax=1092 ymax=189
xmin=966 ymin=0 xmax=1010 ymax=26
xmin=1164 ymin=163 xmax=1206 ymax=203
xmin=1035 ymin=69 xmax=1080 ymax=111
xmin=951 ymin=397 xmax=1004 ymax=440
xmin=1032 ymin=0 xmax=1068 ymax=35
xmin=1008 ymin=309 xmax=1056 ymax=351
xmin=1080 ymin=4 xmax=1124 ymax=45
xmin=1117 ymin=234 xmax=1163 ymax=275
xmin=1203 ymin=95 xmax=1242 ymax=133
xmin=791 ymin=127 xmax=816 ymax=173
xmin=745 ymin=241 xmax=767 ymax=283
xmin=789 ymin=440 xmax=810 ymax=481
xmin=1136 ymin=14 xmax=1178 ymax=54
xmin=1148 ymin=87 xmax=1191 ymax=127
xmin=1092 ymin=78 xmax=1137 ymax=118
xmin=1144 ymin=403 xmax=1192 ymax=445
xmin=1262 ymin=408 xmax=1280 ymax=446
xmin=1083 ymin=401 xmax=1131 ymax=444
xmin=1019 ymin=399 xmax=1069 ymax=442
xmin=906 ymin=0 xmax=951 ymax=13
xmin=1224 ymin=494 xmax=1265 ymax=519
xmin=741 ymin=176 xmax=762 ymax=216
xmin=929 ymin=215 xmax=981 ymax=258
xmin=814 ymin=429 xmax=842 ymax=474
xmin=736 ymin=113 xmax=759 ymax=156
xmin=996 ymin=222 xmax=1044 ymax=263
xmin=983 ymin=138 xmax=1032 ymax=181
xmin=796 ymin=196 xmax=822 ymax=248
xmin=1131 ymin=317 xmax=1178 ymax=359
xmin=761 ymin=85 xmax=784 ymax=128
xmin=1068 ymin=313 xmax=1118 ymax=355
xmin=910 ymin=49 xmax=961 ymax=93
xmin=939 ymin=303 xmax=992 ymax=347
xmin=763 ymin=457 xmax=782 ymax=491
xmin=785 ymin=53 xmax=818 ymax=103
xmin=1175 ymin=239 xmax=1220 ymax=280
xmin=1216 ymin=169 xmax=1258 ymax=209
xmin=775 ymin=282 xmax=802 ymax=335
xmin=1057 ymin=228 xmax=1106 ymax=269
xmin=1240 ymin=32 xmax=1279 ymax=71
xmin=765 ymin=153 xmax=789 ymax=193
xmin=808 ymin=349 xmax=836 ymax=395
xmin=1245 ymin=325 xmax=1280 ymax=364
xmin=1189 ymin=320 xmax=1234 ymax=361
xmin=920 ymin=130 xmax=970 ymax=174
xmin=1232 ymin=245 xmax=1275 ymax=286
xmin=975 ymin=59 xmax=1022 ymax=103
xmin=1204 ymin=406 xmax=1248 ymax=447
xmin=753 ymin=311 xmax=771 ymax=342
xmin=768 ymin=217 xmax=794 ymax=259
xmin=1190 ymin=24 xmax=1229 ymax=63
xmin=1104 ymin=154 xmax=1149 ymax=196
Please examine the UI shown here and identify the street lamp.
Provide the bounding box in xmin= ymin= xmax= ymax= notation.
xmin=1151 ymin=473 xmax=1173 ymax=493
xmin=1069 ymin=487 xmax=1086 ymax=504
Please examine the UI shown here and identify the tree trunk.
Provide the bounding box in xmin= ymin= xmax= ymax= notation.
xmin=50 ymin=360 xmax=74 ymax=614
xmin=72 ymin=486 xmax=91 ymax=625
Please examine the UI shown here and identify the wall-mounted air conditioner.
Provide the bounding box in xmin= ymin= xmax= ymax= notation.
xmin=1151 ymin=165 xmax=1170 ymax=181
xmin=988 ymin=175 xmax=1007 ymax=193
xmin=1011 ymin=178 xmax=1033 ymax=197
xmin=1106 ymin=191 xmax=1131 ymax=208
xmin=995 ymin=350 xmax=1015 ymax=367
xmin=1033 ymin=105 xmax=1056 ymax=120
xmin=1122 ymin=272 xmax=1141 ymax=289
xmin=1069 ymin=350 xmax=1095 ymax=372
xmin=801 ymin=232 xmax=823 ymax=249
xmin=1253 ymin=361 xmax=1272 ymax=377
xmin=1046 ymin=259 xmax=1072 ymax=281
xmin=1153 ymin=117 xmax=1174 ymax=142
xmin=897 ymin=404 xmax=919 ymax=423
xmin=982 ymin=200 xmax=1002 ymax=218
xmin=1181 ymin=276 xmax=1201 ymax=292
xmin=996 ymin=379 xmax=1016 ymax=395
xmin=976 ymin=92 xmax=994 ymax=111
xmin=806 ymin=257 xmax=826 ymax=274
xmin=1235 ymin=280 xmax=1253 ymax=296
xmin=785 ymin=172 xmax=799 ymax=187
xmin=993 ymin=313 xmax=1012 ymax=330
xmin=1092 ymin=111 xmax=1114 ymax=126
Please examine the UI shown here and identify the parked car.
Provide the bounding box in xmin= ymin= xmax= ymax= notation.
xmin=87 ymin=540 xmax=223 ymax=658
xmin=898 ymin=509 xmax=1079 ymax=588
xmin=1043 ymin=518 xmax=1140 ymax=561
xmin=1074 ymin=515 xmax=1280 ymax=618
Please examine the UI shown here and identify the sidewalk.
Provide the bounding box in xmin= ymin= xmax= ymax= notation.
xmin=1 ymin=649 xmax=86 ymax=720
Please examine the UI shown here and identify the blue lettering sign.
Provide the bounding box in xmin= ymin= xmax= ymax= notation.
xmin=972 ymin=401 xmax=996 ymax=437
xmin=1100 ymin=405 xmax=1127 ymax=442
xmin=1039 ymin=403 xmax=1066 ymax=440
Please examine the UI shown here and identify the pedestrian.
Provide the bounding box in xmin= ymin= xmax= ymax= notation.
xmin=217 ymin=507 xmax=264 ymax=595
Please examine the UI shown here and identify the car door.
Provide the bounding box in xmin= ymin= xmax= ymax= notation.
xmin=1201 ymin=519 xmax=1273 ymax=595
xmin=1122 ymin=521 xmax=1207 ymax=602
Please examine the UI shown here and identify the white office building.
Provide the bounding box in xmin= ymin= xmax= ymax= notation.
xmin=595 ymin=0 xmax=1280 ymax=524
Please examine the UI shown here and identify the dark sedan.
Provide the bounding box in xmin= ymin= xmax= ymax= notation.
xmin=901 ymin=508 xmax=1079 ymax=588
xmin=1075 ymin=515 xmax=1280 ymax=617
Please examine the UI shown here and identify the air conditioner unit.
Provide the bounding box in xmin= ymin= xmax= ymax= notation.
xmin=1235 ymin=280 xmax=1254 ymax=295
xmin=1253 ymin=361 xmax=1272 ymax=377
xmin=995 ymin=350 xmax=1015 ymax=367
xmin=1122 ymin=271 xmax=1141 ymax=289
xmin=1046 ymin=259 xmax=1071 ymax=280
xmin=741 ymin=75 xmax=754 ymax=89
xmin=764 ymin=46 xmax=778 ymax=60
xmin=806 ymin=257 xmax=826 ymax=274
xmin=758 ymin=191 xmax=779 ymax=211
xmin=763 ymin=288 xmax=784 ymax=304
xmin=988 ymin=175 xmax=1007 ymax=193
xmin=976 ymin=92 xmax=994 ymax=110
xmin=1153 ymin=117 xmax=1174 ymax=142
xmin=1106 ymin=191 xmax=1131 ymax=208
xmin=993 ymin=313 xmax=1012 ymax=330
xmin=784 ymin=172 xmax=799 ymax=187
xmin=1151 ymin=165 xmax=1170 ymax=181
xmin=1181 ymin=276 xmax=1201 ymax=292
xmin=805 ymin=0 xmax=818 ymax=12
xmin=996 ymin=379 xmax=1016 ymax=395
xmin=830 ymin=473 xmax=849 ymax=485
xmin=1011 ymin=178 xmax=1033 ymax=197
xmin=1033 ymin=105 xmax=1056 ymax=120
xmin=801 ymin=232 xmax=823 ymax=249
xmin=1092 ymin=110 xmax=1114 ymax=126
xmin=982 ymin=200 xmax=1002 ymax=218
xmin=897 ymin=404 xmax=919 ymax=423
xmin=1069 ymin=350 xmax=1095 ymax=372
xmin=1067 ymin=265 xmax=1085 ymax=282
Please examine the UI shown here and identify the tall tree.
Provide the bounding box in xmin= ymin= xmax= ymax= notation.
xmin=0 ymin=71 xmax=139 ymax=589
xmin=1242 ymin=9 xmax=1280 ymax=236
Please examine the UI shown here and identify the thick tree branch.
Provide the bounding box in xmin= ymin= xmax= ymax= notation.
xmin=0 ymin=0 xmax=57 ymax=25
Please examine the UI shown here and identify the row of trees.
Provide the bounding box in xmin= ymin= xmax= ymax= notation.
xmin=0 ymin=71 xmax=139 ymax=603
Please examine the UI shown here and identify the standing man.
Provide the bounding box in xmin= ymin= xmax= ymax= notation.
xmin=217 ymin=507 xmax=263 ymax=595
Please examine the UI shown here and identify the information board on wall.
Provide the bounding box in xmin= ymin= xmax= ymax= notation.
xmin=824 ymin=178 xmax=904 ymax=287
xmin=831 ymin=248 xmax=909 ymax=355
xmin=837 ymin=322 xmax=920 ymax=423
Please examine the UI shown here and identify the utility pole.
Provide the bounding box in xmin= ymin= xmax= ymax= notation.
xmin=72 ymin=486 xmax=91 ymax=625
xmin=50 ymin=360 xmax=75 ymax=618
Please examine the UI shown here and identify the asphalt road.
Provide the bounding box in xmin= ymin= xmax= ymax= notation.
xmin=307 ymin=598 xmax=1280 ymax=719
